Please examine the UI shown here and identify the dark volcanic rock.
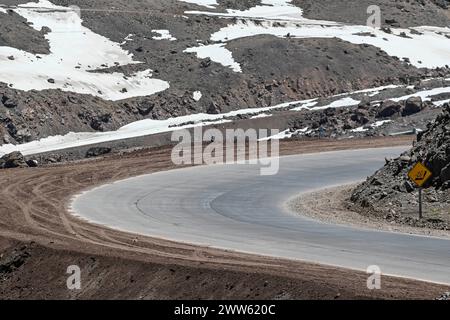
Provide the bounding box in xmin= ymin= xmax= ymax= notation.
xmin=207 ymin=101 xmax=220 ymax=114
xmin=0 ymin=151 xmax=27 ymax=168
xmin=1 ymin=95 xmax=18 ymax=109
xmin=402 ymin=96 xmax=423 ymax=116
xmin=376 ymin=100 xmax=402 ymax=118
xmin=350 ymin=104 xmax=450 ymax=229
xmin=86 ymin=147 xmax=112 ymax=158
xmin=0 ymin=245 xmax=31 ymax=274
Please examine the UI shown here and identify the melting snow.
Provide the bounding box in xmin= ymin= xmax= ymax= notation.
xmin=185 ymin=0 xmax=450 ymax=71
xmin=120 ymin=33 xmax=134 ymax=45
xmin=152 ymin=29 xmax=177 ymax=41
xmin=187 ymin=0 xmax=307 ymax=21
xmin=259 ymin=127 xmax=309 ymax=141
xmin=184 ymin=43 xmax=242 ymax=72
xmin=178 ymin=0 xmax=218 ymax=9
xmin=0 ymin=0 xmax=169 ymax=100
xmin=193 ymin=91 xmax=202 ymax=101
xmin=391 ymin=87 xmax=450 ymax=102
xmin=352 ymin=120 xmax=392 ymax=132
xmin=434 ymin=99 xmax=450 ymax=106
xmin=0 ymin=93 xmax=359 ymax=156
xmin=251 ymin=113 xmax=272 ymax=119
xmin=314 ymin=97 xmax=360 ymax=110
xmin=1 ymin=81 xmax=447 ymax=156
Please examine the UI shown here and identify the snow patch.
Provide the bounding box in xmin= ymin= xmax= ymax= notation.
xmin=259 ymin=127 xmax=309 ymax=141
xmin=193 ymin=91 xmax=202 ymax=101
xmin=314 ymin=97 xmax=360 ymax=110
xmin=207 ymin=21 xmax=450 ymax=69
xmin=251 ymin=113 xmax=272 ymax=119
xmin=434 ymin=99 xmax=450 ymax=106
xmin=352 ymin=120 xmax=392 ymax=132
xmin=184 ymin=43 xmax=242 ymax=72
xmin=178 ymin=0 xmax=218 ymax=8
xmin=187 ymin=0 xmax=307 ymax=21
xmin=0 ymin=0 xmax=169 ymax=100
xmin=152 ymin=29 xmax=177 ymax=41
xmin=120 ymin=34 xmax=134 ymax=45
xmin=185 ymin=0 xmax=450 ymax=70
xmin=0 ymin=95 xmax=340 ymax=156
xmin=1 ymin=81 xmax=446 ymax=156
xmin=290 ymin=100 xmax=319 ymax=111
xmin=391 ymin=87 xmax=450 ymax=102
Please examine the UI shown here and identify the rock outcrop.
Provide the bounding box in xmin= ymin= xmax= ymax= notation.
xmin=350 ymin=104 xmax=450 ymax=229
xmin=0 ymin=151 xmax=38 ymax=169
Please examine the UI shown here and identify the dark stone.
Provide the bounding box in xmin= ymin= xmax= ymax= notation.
xmin=207 ymin=101 xmax=220 ymax=114
xmin=200 ymin=58 xmax=212 ymax=68
xmin=1 ymin=151 xmax=27 ymax=168
xmin=85 ymin=147 xmax=112 ymax=158
xmin=26 ymin=159 xmax=39 ymax=168
xmin=402 ymin=96 xmax=423 ymax=116
xmin=376 ymin=100 xmax=402 ymax=118
xmin=1 ymin=95 xmax=18 ymax=108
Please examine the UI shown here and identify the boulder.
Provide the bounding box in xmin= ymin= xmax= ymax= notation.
xmin=26 ymin=159 xmax=39 ymax=168
xmin=376 ymin=100 xmax=402 ymax=118
xmin=402 ymin=96 xmax=423 ymax=116
xmin=1 ymin=95 xmax=18 ymax=108
xmin=206 ymin=101 xmax=220 ymax=115
xmin=0 ymin=151 xmax=28 ymax=168
xmin=351 ymin=108 xmax=370 ymax=125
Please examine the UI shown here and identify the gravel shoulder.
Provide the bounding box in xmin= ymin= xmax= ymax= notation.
xmin=2 ymin=136 xmax=449 ymax=299
xmin=288 ymin=185 xmax=450 ymax=239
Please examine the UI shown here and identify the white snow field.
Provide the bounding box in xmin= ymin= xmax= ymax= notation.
xmin=0 ymin=0 xmax=169 ymax=100
xmin=185 ymin=0 xmax=450 ymax=71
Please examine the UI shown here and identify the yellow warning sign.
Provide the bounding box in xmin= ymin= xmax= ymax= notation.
xmin=408 ymin=162 xmax=432 ymax=187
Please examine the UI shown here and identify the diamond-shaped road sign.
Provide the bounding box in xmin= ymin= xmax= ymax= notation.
xmin=408 ymin=162 xmax=432 ymax=187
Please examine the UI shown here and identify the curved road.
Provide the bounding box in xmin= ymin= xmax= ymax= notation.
xmin=72 ymin=147 xmax=450 ymax=285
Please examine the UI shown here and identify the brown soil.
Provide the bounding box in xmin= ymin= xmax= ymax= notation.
xmin=1 ymin=135 xmax=449 ymax=300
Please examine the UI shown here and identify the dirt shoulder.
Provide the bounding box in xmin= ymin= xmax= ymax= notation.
xmin=1 ymin=135 xmax=449 ymax=299
xmin=288 ymin=185 xmax=450 ymax=239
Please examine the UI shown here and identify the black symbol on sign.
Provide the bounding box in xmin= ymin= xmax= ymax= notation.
xmin=415 ymin=170 xmax=428 ymax=181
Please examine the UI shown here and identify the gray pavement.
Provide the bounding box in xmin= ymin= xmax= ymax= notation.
xmin=72 ymin=147 xmax=450 ymax=284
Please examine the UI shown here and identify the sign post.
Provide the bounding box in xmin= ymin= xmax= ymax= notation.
xmin=418 ymin=187 xmax=423 ymax=219
xmin=408 ymin=162 xmax=432 ymax=219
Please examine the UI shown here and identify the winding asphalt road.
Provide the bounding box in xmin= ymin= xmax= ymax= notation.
xmin=72 ymin=147 xmax=450 ymax=284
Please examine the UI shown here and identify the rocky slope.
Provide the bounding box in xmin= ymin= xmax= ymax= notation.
xmin=294 ymin=0 xmax=450 ymax=27
xmin=0 ymin=0 xmax=449 ymax=147
xmin=350 ymin=104 xmax=450 ymax=230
